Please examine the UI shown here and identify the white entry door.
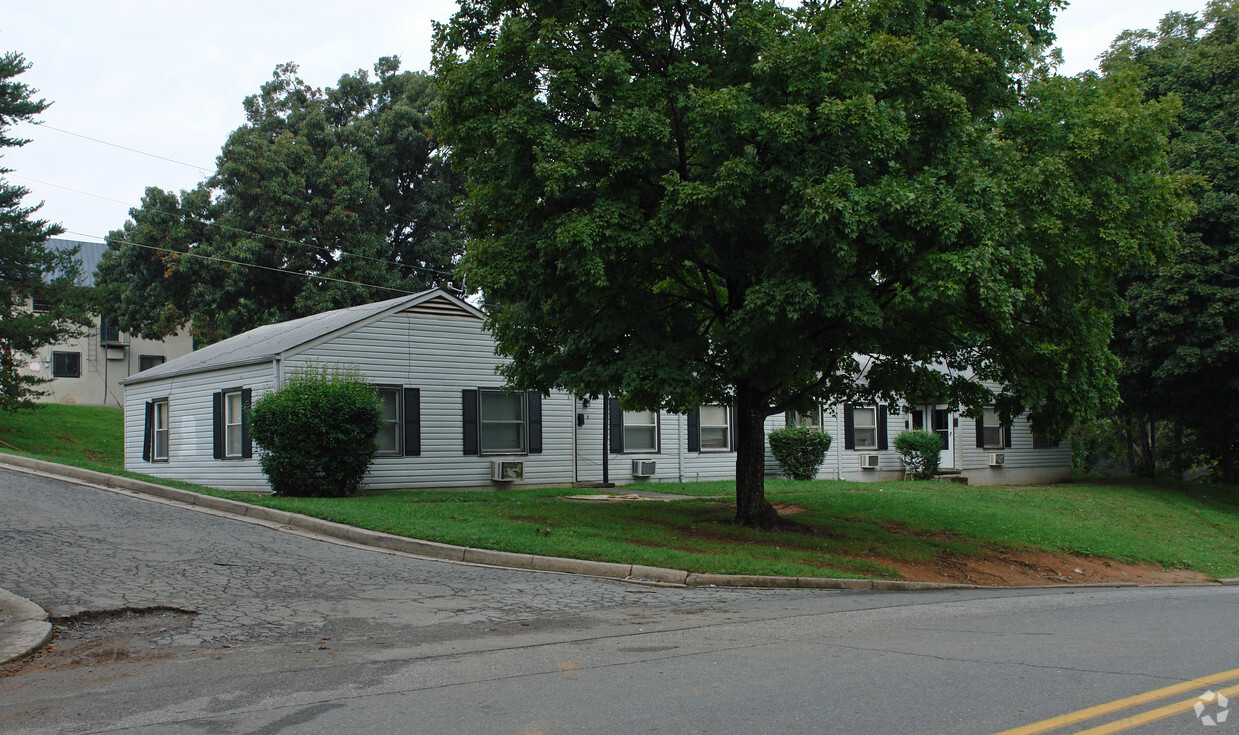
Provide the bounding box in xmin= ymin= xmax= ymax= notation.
xmin=912 ymin=406 xmax=954 ymax=469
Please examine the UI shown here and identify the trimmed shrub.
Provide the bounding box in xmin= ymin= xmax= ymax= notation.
xmin=768 ymin=426 xmax=833 ymax=480
xmin=894 ymin=429 xmax=943 ymax=480
xmin=250 ymin=366 xmax=383 ymax=497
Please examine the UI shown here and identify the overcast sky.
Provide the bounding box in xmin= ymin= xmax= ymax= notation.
xmin=4 ymin=0 xmax=1212 ymax=244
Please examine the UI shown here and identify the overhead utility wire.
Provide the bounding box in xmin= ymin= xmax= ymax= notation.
xmin=13 ymin=174 xmax=458 ymax=279
xmin=32 ymin=123 xmax=214 ymax=173
xmin=73 ymin=231 xmax=423 ymax=297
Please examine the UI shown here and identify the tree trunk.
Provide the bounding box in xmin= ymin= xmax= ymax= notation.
xmin=1173 ymin=422 xmax=1183 ymax=480
xmin=733 ymin=383 xmax=779 ymax=528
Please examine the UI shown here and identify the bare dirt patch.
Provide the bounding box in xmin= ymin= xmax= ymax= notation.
xmin=875 ymin=550 xmax=1213 ymax=587
xmin=1 ymin=607 xmax=196 ymax=678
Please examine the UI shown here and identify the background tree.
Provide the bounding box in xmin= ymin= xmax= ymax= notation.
xmin=97 ymin=57 xmax=463 ymax=344
xmin=1106 ymin=0 xmax=1239 ymax=482
xmin=434 ymin=0 xmax=1190 ymax=527
xmin=0 ymin=51 xmax=92 ymax=411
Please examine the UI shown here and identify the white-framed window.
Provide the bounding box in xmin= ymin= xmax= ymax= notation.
xmin=153 ymin=400 xmax=169 ymax=462
xmin=852 ymin=406 xmax=878 ymax=449
xmin=981 ymin=407 xmax=1006 ymax=449
xmin=479 ymin=389 xmax=527 ymax=454
xmin=699 ymin=405 xmax=731 ymax=451
xmin=376 ymin=386 xmax=403 ymax=457
xmin=789 ymin=405 xmax=824 ymax=430
xmin=622 ymin=409 xmax=659 ymax=453
xmin=224 ymin=390 xmax=244 ymax=458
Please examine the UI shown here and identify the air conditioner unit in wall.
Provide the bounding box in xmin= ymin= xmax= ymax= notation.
xmin=491 ymin=460 xmax=524 ymax=482
xmin=860 ymin=454 xmax=880 ymax=470
xmin=988 ymin=453 xmax=1005 ymax=467
xmin=632 ymin=460 xmax=656 ymax=477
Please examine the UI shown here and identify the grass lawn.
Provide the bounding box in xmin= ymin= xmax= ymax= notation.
xmin=219 ymin=479 xmax=1239 ymax=580
xmin=4 ymin=404 xmax=1239 ymax=580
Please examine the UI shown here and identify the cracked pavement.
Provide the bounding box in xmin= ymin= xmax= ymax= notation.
xmin=3 ymin=467 xmax=1239 ymax=734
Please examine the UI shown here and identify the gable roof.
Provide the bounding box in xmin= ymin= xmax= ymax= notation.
xmin=122 ymin=288 xmax=482 ymax=386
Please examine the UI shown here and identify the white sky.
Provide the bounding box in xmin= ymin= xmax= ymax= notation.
xmin=4 ymin=0 xmax=1212 ymax=243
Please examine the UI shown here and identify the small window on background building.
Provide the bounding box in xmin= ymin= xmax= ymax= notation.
xmin=139 ymin=355 xmax=165 ymax=372
xmin=375 ymin=386 xmax=403 ymax=457
xmin=852 ymin=406 xmax=878 ymax=449
xmin=99 ymin=317 xmax=121 ymax=344
xmin=31 ymin=297 xmax=52 ymax=313
xmin=699 ymin=405 xmax=731 ymax=451
xmin=51 ymin=351 xmax=81 ymax=378
xmin=622 ymin=409 xmax=659 ymax=453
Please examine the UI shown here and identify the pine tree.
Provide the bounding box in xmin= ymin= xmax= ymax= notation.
xmin=0 ymin=51 xmax=92 ymax=411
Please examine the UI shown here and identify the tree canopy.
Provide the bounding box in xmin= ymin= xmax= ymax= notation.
xmin=97 ymin=57 xmax=463 ymax=344
xmin=1106 ymin=0 xmax=1239 ymax=481
xmin=0 ymin=51 xmax=92 ymax=411
xmin=434 ymin=0 xmax=1190 ymax=525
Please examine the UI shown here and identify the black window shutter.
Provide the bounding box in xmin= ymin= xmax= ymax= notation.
xmin=212 ymin=391 xmax=224 ymax=460
xmin=404 ymin=387 xmax=421 ymax=456
xmin=877 ymin=406 xmax=889 ymax=450
xmin=241 ymin=388 xmax=253 ymax=459
xmin=1003 ymin=424 xmax=1012 ymax=450
xmin=462 ymin=389 xmax=478 ymax=455
xmin=844 ymin=404 xmax=855 ymax=450
xmin=785 ymin=410 xmax=795 ymax=427
xmin=976 ymin=416 xmax=985 ymax=449
xmin=608 ymin=397 xmax=623 ymax=454
xmin=527 ymin=392 xmax=542 ymax=454
xmin=687 ymin=407 xmax=701 ymax=453
xmin=142 ymin=401 xmax=154 ymax=462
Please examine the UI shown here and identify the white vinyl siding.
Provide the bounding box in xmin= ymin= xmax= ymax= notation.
xmin=281 ymin=299 xmax=574 ymax=489
xmin=123 ymin=362 xmax=274 ymax=491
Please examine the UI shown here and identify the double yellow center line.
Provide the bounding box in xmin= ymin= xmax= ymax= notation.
xmin=994 ymin=667 xmax=1239 ymax=734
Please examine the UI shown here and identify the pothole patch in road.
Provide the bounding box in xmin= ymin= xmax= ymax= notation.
xmin=1 ymin=606 xmax=198 ymax=678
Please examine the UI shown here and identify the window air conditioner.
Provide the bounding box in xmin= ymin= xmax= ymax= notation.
xmin=860 ymin=454 xmax=880 ymax=470
xmin=632 ymin=460 xmax=656 ymax=477
xmin=988 ymin=453 xmax=1005 ymax=467
xmin=491 ymin=460 xmax=524 ymax=482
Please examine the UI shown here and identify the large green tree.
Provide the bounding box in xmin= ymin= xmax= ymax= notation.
xmin=1107 ymin=0 xmax=1239 ymax=482
xmin=98 ymin=57 xmax=463 ymax=343
xmin=433 ymin=0 xmax=1189 ymax=526
xmin=0 ymin=51 xmax=92 ymax=411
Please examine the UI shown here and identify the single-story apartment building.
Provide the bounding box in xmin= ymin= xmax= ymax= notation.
xmin=121 ymin=288 xmax=1071 ymax=491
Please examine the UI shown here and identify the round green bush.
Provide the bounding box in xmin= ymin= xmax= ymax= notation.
xmin=250 ymin=366 xmax=383 ymax=497
xmin=768 ymin=426 xmax=833 ymax=481
xmin=894 ymin=429 xmax=943 ymax=480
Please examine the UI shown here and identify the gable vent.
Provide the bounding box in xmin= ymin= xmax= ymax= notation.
xmin=403 ymin=296 xmax=473 ymax=318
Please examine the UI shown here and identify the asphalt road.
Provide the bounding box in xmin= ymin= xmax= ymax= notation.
xmin=2 ymin=467 xmax=1237 ymax=735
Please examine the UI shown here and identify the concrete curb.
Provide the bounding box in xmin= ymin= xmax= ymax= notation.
xmin=0 ymin=587 xmax=52 ymax=666
xmin=3 ymin=453 xmax=1128 ymax=594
